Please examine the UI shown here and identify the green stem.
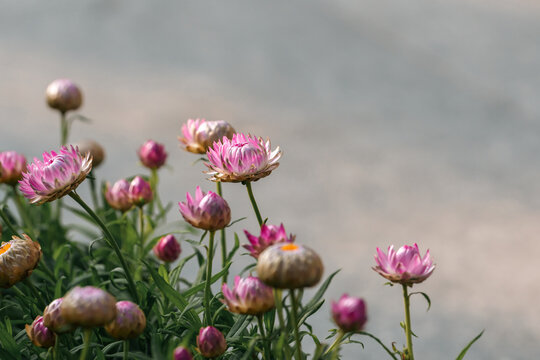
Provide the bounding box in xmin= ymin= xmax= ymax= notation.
xmin=60 ymin=111 xmax=68 ymax=146
xmin=68 ymin=192 xmax=139 ymax=303
xmin=257 ymin=314 xmax=271 ymax=360
xmin=289 ymin=289 xmax=303 ymax=360
xmin=139 ymin=207 xmax=145 ymax=251
xmin=325 ymin=330 xmax=345 ymax=358
xmin=79 ymin=329 xmax=92 ymax=360
xmin=216 ymin=182 xmax=227 ymax=284
xmin=123 ymin=340 xmax=129 ymax=360
xmin=10 ymin=185 xmax=35 ymax=239
xmin=0 ymin=206 xmax=21 ymax=237
xmin=150 ymin=169 xmax=164 ymax=215
xmin=244 ymin=181 xmax=263 ymax=226
xmin=88 ymin=170 xmax=99 ymax=210
xmin=402 ymin=284 xmax=414 ymax=360
xmin=204 ymin=231 xmax=215 ymax=326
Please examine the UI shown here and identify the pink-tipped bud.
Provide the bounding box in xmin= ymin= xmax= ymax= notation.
xmin=106 ymin=179 xmax=133 ymax=212
xmin=43 ymin=298 xmax=75 ymax=333
xmin=222 ymin=276 xmax=275 ymax=315
xmin=138 ymin=140 xmax=168 ymax=169
xmin=331 ymin=294 xmax=367 ymax=332
xmin=243 ymin=223 xmax=295 ymax=259
xmin=178 ymin=186 xmax=231 ymax=231
xmin=129 ymin=176 xmax=153 ymax=207
xmin=75 ymin=140 xmax=105 ymax=168
xmin=153 ymin=234 xmax=181 ymax=262
xmin=0 ymin=151 xmax=27 ymax=186
xmin=26 ymin=316 xmax=56 ymax=348
xmin=60 ymin=286 xmax=117 ymax=328
xmin=197 ymin=326 xmax=227 ymax=358
xmin=105 ymin=301 xmax=146 ymax=340
xmin=173 ymin=346 xmax=193 ymax=360
xmin=45 ymin=79 xmax=83 ymax=113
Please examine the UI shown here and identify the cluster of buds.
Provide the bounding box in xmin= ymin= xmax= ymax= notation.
xmin=105 ymin=176 xmax=153 ymax=212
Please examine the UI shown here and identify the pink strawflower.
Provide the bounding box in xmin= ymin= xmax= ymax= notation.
xmin=45 ymin=78 xmax=83 ymax=113
xmin=0 ymin=151 xmax=27 ymax=185
xmin=243 ymin=223 xmax=295 ymax=259
xmin=173 ymin=346 xmax=193 ymax=360
xmin=26 ymin=316 xmax=56 ymax=348
xmin=153 ymin=234 xmax=181 ymax=262
xmin=197 ymin=326 xmax=227 ymax=358
xmin=138 ymin=140 xmax=167 ymax=169
xmin=129 ymin=176 xmax=153 ymax=207
xmin=178 ymin=186 xmax=231 ymax=231
xmin=222 ymin=276 xmax=275 ymax=315
xmin=179 ymin=118 xmax=235 ymax=154
xmin=205 ymin=133 xmax=281 ymax=182
xmin=105 ymin=179 xmax=133 ymax=212
xmin=373 ymin=244 xmax=435 ymax=285
xmin=19 ymin=145 xmax=92 ymax=204
xmin=331 ymin=294 xmax=367 ymax=332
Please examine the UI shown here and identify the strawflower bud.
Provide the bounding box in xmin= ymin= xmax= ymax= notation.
xmin=0 ymin=151 xmax=27 ymax=185
xmin=178 ymin=186 xmax=231 ymax=231
xmin=0 ymin=234 xmax=41 ymax=288
xmin=331 ymin=294 xmax=367 ymax=332
xmin=138 ymin=140 xmax=168 ymax=169
xmin=197 ymin=326 xmax=227 ymax=358
xmin=43 ymin=298 xmax=76 ymax=333
xmin=75 ymin=140 xmax=105 ymax=168
xmin=173 ymin=346 xmax=193 ymax=360
xmin=257 ymin=243 xmax=324 ymax=289
xmin=60 ymin=286 xmax=117 ymax=328
xmin=45 ymin=78 xmax=83 ymax=113
xmin=105 ymin=301 xmax=146 ymax=340
xmin=129 ymin=176 xmax=153 ymax=207
xmin=179 ymin=118 xmax=236 ymax=154
xmin=105 ymin=179 xmax=133 ymax=212
xmin=222 ymin=276 xmax=275 ymax=315
xmin=26 ymin=316 xmax=56 ymax=348
xmin=244 ymin=223 xmax=295 ymax=259
xmin=372 ymin=244 xmax=435 ymax=285
xmin=153 ymin=234 xmax=181 ymax=262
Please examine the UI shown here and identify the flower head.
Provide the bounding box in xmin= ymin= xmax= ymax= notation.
xmin=105 ymin=301 xmax=146 ymax=340
xmin=138 ymin=140 xmax=167 ymax=169
xmin=60 ymin=286 xmax=117 ymax=328
xmin=19 ymin=145 xmax=92 ymax=204
xmin=222 ymin=276 xmax=275 ymax=315
xmin=256 ymin=243 xmax=324 ymax=289
xmin=372 ymin=244 xmax=435 ymax=285
xmin=45 ymin=79 xmax=83 ymax=113
xmin=105 ymin=179 xmax=133 ymax=212
xmin=0 ymin=234 xmax=41 ymax=288
xmin=197 ymin=326 xmax=227 ymax=358
xmin=244 ymin=223 xmax=295 ymax=259
xmin=0 ymin=151 xmax=27 ymax=185
xmin=43 ymin=298 xmax=76 ymax=333
xmin=179 ymin=118 xmax=236 ymax=154
xmin=129 ymin=176 xmax=153 ymax=207
xmin=26 ymin=316 xmax=56 ymax=348
xmin=153 ymin=234 xmax=181 ymax=262
xmin=178 ymin=186 xmax=231 ymax=231
xmin=173 ymin=346 xmax=193 ymax=360
xmin=205 ymin=133 xmax=281 ymax=182
xmin=75 ymin=140 xmax=105 ymax=168
xmin=331 ymin=294 xmax=367 ymax=332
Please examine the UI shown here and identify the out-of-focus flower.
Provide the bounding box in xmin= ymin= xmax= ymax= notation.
xmin=0 ymin=234 xmax=41 ymax=288
xmin=222 ymin=276 xmax=275 ymax=315
xmin=205 ymin=133 xmax=281 ymax=182
xmin=197 ymin=326 xmax=227 ymax=358
xmin=153 ymin=234 xmax=181 ymax=262
xmin=257 ymin=243 xmax=323 ymax=289
xmin=372 ymin=244 xmax=435 ymax=285
xmin=60 ymin=286 xmax=117 ymax=328
xmin=45 ymin=79 xmax=83 ymax=113
xmin=75 ymin=140 xmax=105 ymax=168
xmin=129 ymin=176 xmax=153 ymax=207
xmin=173 ymin=346 xmax=193 ymax=360
xmin=331 ymin=294 xmax=367 ymax=332
xmin=105 ymin=301 xmax=146 ymax=340
xmin=19 ymin=145 xmax=92 ymax=204
xmin=243 ymin=223 xmax=295 ymax=259
xmin=26 ymin=316 xmax=56 ymax=348
xmin=0 ymin=151 xmax=27 ymax=185
xmin=105 ymin=179 xmax=133 ymax=212
xmin=178 ymin=186 xmax=231 ymax=231
xmin=43 ymin=298 xmax=75 ymax=333
xmin=179 ymin=118 xmax=236 ymax=154
xmin=138 ymin=140 xmax=167 ymax=169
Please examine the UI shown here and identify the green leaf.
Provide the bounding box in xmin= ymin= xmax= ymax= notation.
xmin=455 ymin=330 xmax=484 ymax=360
xmin=182 ymin=262 xmax=232 ymax=298
xmin=409 ymin=291 xmax=431 ymax=311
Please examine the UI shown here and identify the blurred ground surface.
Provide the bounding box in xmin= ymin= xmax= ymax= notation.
xmin=1 ymin=1 xmax=540 ymax=359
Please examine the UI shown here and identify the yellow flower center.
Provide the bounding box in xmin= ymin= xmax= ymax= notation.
xmin=281 ymin=244 xmax=299 ymax=251
xmin=0 ymin=242 xmax=11 ymax=255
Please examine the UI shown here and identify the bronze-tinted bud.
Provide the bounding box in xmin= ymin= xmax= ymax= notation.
xmin=60 ymin=286 xmax=117 ymax=328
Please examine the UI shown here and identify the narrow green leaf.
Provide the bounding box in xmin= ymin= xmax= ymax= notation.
xmin=409 ymin=291 xmax=431 ymax=311
xmin=455 ymin=330 xmax=484 ymax=360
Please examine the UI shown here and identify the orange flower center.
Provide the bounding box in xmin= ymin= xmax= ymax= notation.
xmin=0 ymin=243 xmax=11 ymax=255
xmin=281 ymin=244 xmax=299 ymax=251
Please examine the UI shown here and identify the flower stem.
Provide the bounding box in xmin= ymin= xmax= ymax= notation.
xmin=10 ymin=185 xmax=35 ymax=239
xmin=324 ymin=330 xmax=345 ymax=358
xmin=257 ymin=314 xmax=271 ymax=360
xmin=150 ymin=168 xmax=164 ymax=215
xmin=216 ymin=182 xmax=228 ymax=284
xmin=68 ymin=192 xmax=139 ymax=303
xmin=123 ymin=340 xmax=129 ymax=360
xmin=204 ymin=231 xmax=216 ymax=326
xmin=79 ymin=328 xmax=92 ymax=360
xmin=289 ymin=289 xmax=303 ymax=360
xmin=402 ymin=284 xmax=414 ymax=360
xmin=60 ymin=111 xmax=68 ymax=146
xmin=88 ymin=170 xmax=99 ymax=210
xmin=244 ymin=181 xmax=263 ymax=226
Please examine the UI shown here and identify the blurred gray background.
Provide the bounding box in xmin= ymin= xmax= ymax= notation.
xmin=2 ymin=1 xmax=540 ymax=358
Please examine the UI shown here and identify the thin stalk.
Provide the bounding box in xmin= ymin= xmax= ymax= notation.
xmin=60 ymin=111 xmax=68 ymax=146
xmin=289 ymin=289 xmax=303 ymax=360
xmin=88 ymin=171 xmax=99 ymax=210
xmin=244 ymin=181 xmax=263 ymax=226
xmin=79 ymin=329 xmax=92 ymax=360
xmin=216 ymin=182 xmax=227 ymax=284
xmin=0 ymin=207 xmax=21 ymax=237
xmin=139 ymin=206 xmax=145 ymax=251
xmin=10 ymin=185 xmax=35 ymax=239
xmin=123 ymin=340 xmax=129 ymax=360
xmin=402 ymin=284 xmax=414 ymax=360
xmin=150 ymin=169 xmax=164 ymax=215
xmin=257 ymin=314 xmax=271 ymax=360
xmin=52 ymin=337 xmax=57 ymax=360
xmin=68 ymin=192 xmax=139 ymax=303
xmin=324 ymin=330 xmax=345 ymax=358
xmin=204 ymin=231 xmax=215 ymax=326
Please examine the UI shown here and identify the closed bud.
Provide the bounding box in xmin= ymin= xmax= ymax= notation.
xmin=105 ymin=179 xmax=133 ymax=212
xmin=26 ymin=316 xmax=56 ymax=348
xmin=197 ymin=326 xmax=227 ymax=358
xmin=129 ymin=176 xmax=153 ymax=207
xmin=0 ymin=151 xmax=27 ymax=185
xmin=105 ymin=301 xmax=146 ymax=340
xmin=43 ymin=298 xmax=75 ymax=333
xmin=60 ymin=286 xmax=117 ymax=328
xmin=75 ymin=140 xmax=105 ymax=168
xmin=331 ymin=294 xmax=367 ymax=332
xmin=45 ymin=79 xmax=83 ymax=113
xmin=173 ymin=346 xmax=193 ymax=360
xmin=178 ymin=186 xmax=231 ymax=231
xmin=138 ymin=140 xmax=167 ymax=169
xmin=153 ymin=235 xmax=181 ymax=262
xmin=222 ymin=276 xmax=275 ymax=315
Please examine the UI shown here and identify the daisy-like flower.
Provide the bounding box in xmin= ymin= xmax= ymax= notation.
xmin=205 ymin=133 xmax=281 ymax=182
xmin=222 ymin=276 xmax=275 ymax=315
xmin=0 ymin=234 xmax=42 ymax=288
xmin=244 ymin=223 xmax=295 ymax=259
xmin=19 ymin=145 xmax=92 ymax=204
xmin=372 ymin=244 xmax=435 ymax=285
xmin=179 ymin=118 xmax=235 ymax=154
xmin=0 ymin=151 xmax=27 ymax=185
xmin=178 ymin=186 xmax=231 ymax=231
